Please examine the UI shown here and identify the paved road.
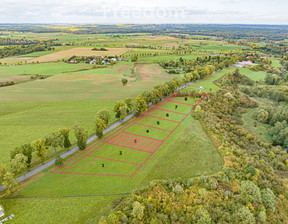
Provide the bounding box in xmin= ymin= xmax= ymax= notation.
xmin=0 ymin=79 xmax=200 ymax=192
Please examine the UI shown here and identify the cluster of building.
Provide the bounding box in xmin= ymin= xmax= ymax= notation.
xmin=233 ymin=60 xmax=255 ymax=68
xmin=68 ymin=56 xmax=117 ymax=65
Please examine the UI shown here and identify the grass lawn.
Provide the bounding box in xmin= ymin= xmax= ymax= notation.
xmin=125 ymin=123 xmax=170 ymax=141
xmin=238 ymin=67 xmax=267 ymax=81
xmin=270 ymin=58 xmax=282 ymax=68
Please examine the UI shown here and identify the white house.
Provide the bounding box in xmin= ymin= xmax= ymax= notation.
xmin=0 ymin=205 xmax=4 ymax=218
xmin=234 ymin=60 xmax=255 ymax=68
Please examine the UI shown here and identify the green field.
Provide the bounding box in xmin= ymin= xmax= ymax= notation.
xmin=0 ymin=62 xmax=173 ymax=164
xmin=238 ymin=67 xmax=267 ymax=81
xmin=181 ymin=67 xmax=234 ymax=93
xmin=0 ymin=62 xmax=92 ymax=82
xmin=1 ymin=97 xmax=223 ymax=223
xmin=0 ymin=33 xmax=235 ymax=223
xmin=241 ymin=97 xmax=274 ymax=143
xmin=270 ymin=58 xmax=282 ymax=68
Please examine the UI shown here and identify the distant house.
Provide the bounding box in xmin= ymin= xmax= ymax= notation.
xmin=0 ymin=205 xmax=4 ymax=218
xmin=234 ymin=60 xmax=255 ymax=68
xmin=69 ymin=60 xmax=77 ymax=63
xmin=89 ymin=59 xmax=96 ymax=64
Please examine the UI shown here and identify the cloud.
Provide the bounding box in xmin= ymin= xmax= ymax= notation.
xmin=0 ymin=0 xmax=287 ymax=24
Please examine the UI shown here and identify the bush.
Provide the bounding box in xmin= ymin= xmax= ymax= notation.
xmin=199 ymin=188 xmax=207 ymax=199
xmin=246 ymin=165 xmax=256 ymax=176
xmin=239 ymin=181 xmax=262 ymax=204
xmin=187 ymin=178 xmax=195 ymax=187
xmin=132 ymin=201 xmax=144 ymax=220
xmin=261 ymin=188 xmax=276 ymax=212
xmin=174 ymin=185 xmax=183 ymax=194
xmin=236 ymin=206 xmax=256 ymax=224
xmin=55 ymin=155 xmax=63 ymax=166
xmin=197 ymin=209 xmax=211 ymax=224
xmin=258 ymin=210 xmax=267 ymax=223
xmin=205 ymin=177 xmax=218 ymax=190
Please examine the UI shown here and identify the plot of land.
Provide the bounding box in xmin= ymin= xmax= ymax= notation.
xmin=107 ymin=132 xmax=162 ymax=153
xmin=28 ymin=47 xmax=129 ymax=63
xmin=52 ymin=94 xmax=206 ymax=177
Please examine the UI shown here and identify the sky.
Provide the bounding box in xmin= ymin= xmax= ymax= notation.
xmin=0 ymin=0 xmax=287 ymax=24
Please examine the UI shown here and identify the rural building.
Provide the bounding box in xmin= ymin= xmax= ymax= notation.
xmin=234 ymin=60 xmax=255 ymax=68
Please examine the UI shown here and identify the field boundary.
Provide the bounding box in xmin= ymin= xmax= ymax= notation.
xmin=52 ymin=93 xmax=207 ymax=177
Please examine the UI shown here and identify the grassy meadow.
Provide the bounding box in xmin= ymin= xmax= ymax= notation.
xmin=1 ymin=99 xmax=223 ymax=223
xmin=0 ymin=62 xmax=173 ymax=163
xmin=238 ymin=67 xmax=267 ymax=81
xmin=240 ymin=97 xmax=275 ymax=143
xmin=0 ymin=33 xmax=238 ymax=223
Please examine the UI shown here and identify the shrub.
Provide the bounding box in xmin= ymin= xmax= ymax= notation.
xmin=174 ymin=185 xmax=183 ymax=194
xmin=132 ymin=201 xmax=144 ymax=220
xmin=55 ymin=155 xmax=63 ymax=166
xmin=199 ymin=188 xmax=207 ymax=199
xmin=187 ymin=178 xmax=195 ymax=187
xmin=261 ymin=188 xmax=276 ymax=212
xmin=246 ymin=165 xmax=256 ymax=176
xmin=236 ymin=206 xmax=256 ymax=224
xmin=258 ymin=210 xmax=267 ymax=223
xmin=197 ymin=209 xmax=211 ymax=224
xmin=239 ymin=181 xmax=262 ymax=204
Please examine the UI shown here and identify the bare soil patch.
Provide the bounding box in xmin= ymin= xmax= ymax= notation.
xmin=107 ymin=132 xmax=161 ymax=153
xmin=137 ymin=63 xmax=170 ymax=82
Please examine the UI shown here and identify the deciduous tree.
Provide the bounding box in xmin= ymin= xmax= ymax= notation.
xmin=73 ymin=123 xmax=88 ymax=150
xmin=32 ymin=138 xmax=48 ymax=165
xmin=94 ymin=117 xmax=107 ymax=139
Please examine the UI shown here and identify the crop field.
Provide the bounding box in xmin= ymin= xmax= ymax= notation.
xmin=28 ymin=47 xmax=129 ymax=63
xmin=0 ymin=57 xmax=34 ymax=65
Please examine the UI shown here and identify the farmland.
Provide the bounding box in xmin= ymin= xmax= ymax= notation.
xmin=0 ymin=62 xmax=174 ymax=164
xmin=0 ymin=32 xmax=228 ymax=222
xmin=28 ymin=48 xmax=129 ymax=63
xmin=1 ymin=95 xmax=223 ymax=224
xmin=1 ymin=23 xmax=287 ymax=224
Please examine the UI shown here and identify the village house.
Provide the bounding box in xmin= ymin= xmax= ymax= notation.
xmin=233 ymin=60 xmax=255 ymax=68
